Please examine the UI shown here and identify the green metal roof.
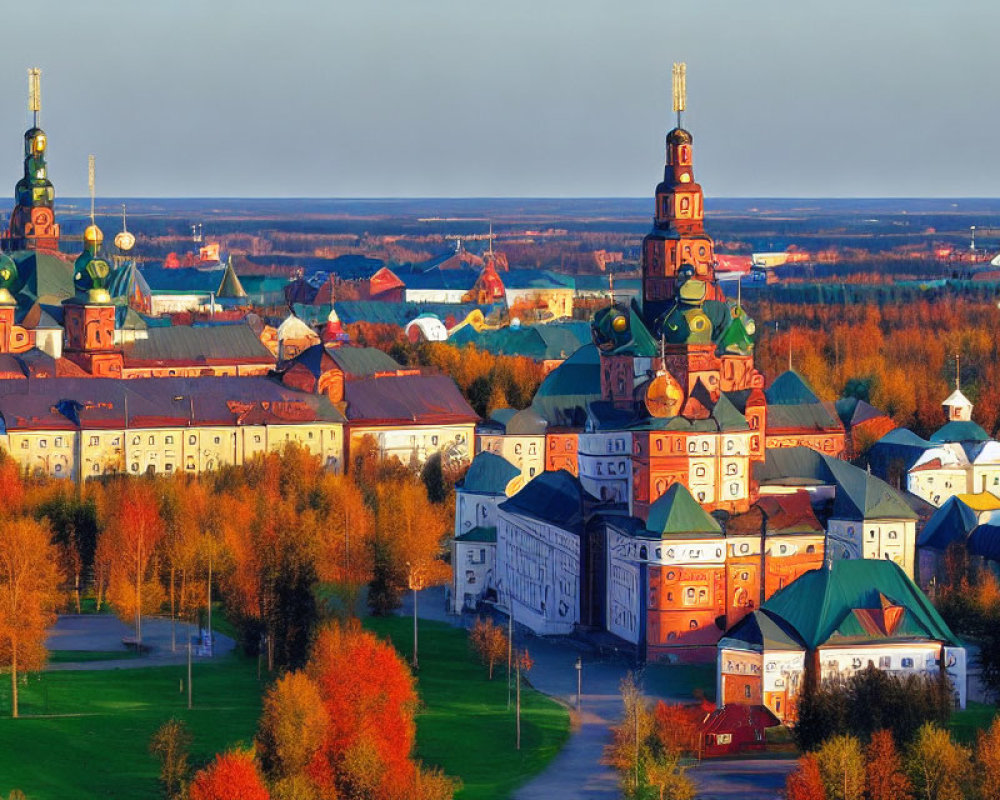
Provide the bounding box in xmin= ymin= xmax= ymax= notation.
xmin=11 ymin=250 xmax=74 ymax=304
xmin=766 ymin=370 xmax=821 ymax=405
xmin=328 ymin=346 xmax=401 ymax=377
xmin=645 ymin=483 xmax=723 ymax=537
xmin=216 ymin=259 xmax=247 ymax=298
xmin=531 ymin=344 xmax=602 ymax=428
xmin=930 ymin=420 xmax=990 ymax=444
xmin=754 ymin=446 xmax=916 ymax=521
xmin=460 ymin=451 xmax=520 ymax=495
xmin=121 ymin=323 xmax=274 ymax=364
xmin=455 ymin=526 xmax=497 ymax=543
xmin=761 ymin=560 xmax=960 ymax=649
xmin=767 ymin=402 xmax=842 ymax=432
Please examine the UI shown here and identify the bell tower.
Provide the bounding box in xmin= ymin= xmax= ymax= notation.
xmin=6 ymin=68 xmax=60 ymax=252
xmin=641 ymin=63 xmax=717 ymax=324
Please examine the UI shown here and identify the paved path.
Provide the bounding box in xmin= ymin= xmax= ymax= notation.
xmin=401 ymin=588 xmax=793 ymax=799
xmin=45 ymin=614 xmax=236 ymax=670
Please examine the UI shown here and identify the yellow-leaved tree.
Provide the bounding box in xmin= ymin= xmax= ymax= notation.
xmin=0 ymin=516 xmax=61 ymax=717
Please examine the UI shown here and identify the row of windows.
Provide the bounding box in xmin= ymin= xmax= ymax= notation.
xmin=19 ymin=431 xmax=326 ymax=450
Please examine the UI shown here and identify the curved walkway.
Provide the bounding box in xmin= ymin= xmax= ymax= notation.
xmin=400 ymin=587 xmax=793 ymax=799
xmin=45 ymin=614 xmax=236 ymax=670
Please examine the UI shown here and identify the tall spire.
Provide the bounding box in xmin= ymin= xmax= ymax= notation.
xmin=955 ymin=352 xmax=960 ymax=390
xmin=4 ymin=68 xmax=60 ymax=252
xmin=88 ymin=155 xmax=96 ymax=226
xmin=28 ymin=68 xmax=41 ymax=129
xmin=640 ymin=62 xmax=717 ymax=323
xmin=672 ymin=62 xmax=686 ymax=130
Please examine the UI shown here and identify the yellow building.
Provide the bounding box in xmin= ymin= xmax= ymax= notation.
xmin=0 ymin=376 xmax=345 ymax=482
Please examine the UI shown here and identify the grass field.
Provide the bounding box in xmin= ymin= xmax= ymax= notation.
xmin=950 ymin=700 xmax=997 ymax=744
xmin=47 ymin=649 xmax=138 ymax=664
xmin=365 ymin=617 xmax=570 ymax=800
xmin=0 ymin=656 xmax=262 ymax=799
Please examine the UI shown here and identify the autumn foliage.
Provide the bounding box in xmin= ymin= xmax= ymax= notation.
xmin=752 ymin=297 xmax=1000 ymax=440
xmin=252 ymin=621 xmax=456 ymax=800
xmin=188 ymin=750 xmax=271 ymax=800
xmin=469 ymin=617 xmax=508 ymax=680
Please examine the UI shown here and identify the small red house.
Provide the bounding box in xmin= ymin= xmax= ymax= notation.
xmin=698 ymin=704 xmax=779 ymax=757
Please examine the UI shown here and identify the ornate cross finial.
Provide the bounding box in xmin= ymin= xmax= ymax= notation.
xmin=672 ymin=62 xmax=687 ymax=128
xmin=88 ymin=155 xmax=96 ymax=225
xmin=28 ymin=68 xmax=41 ymax=127
xmin=956 ymin=352 xmax=961 ymax=391
xmin=608 ymin=269 xmax=615 ymax=307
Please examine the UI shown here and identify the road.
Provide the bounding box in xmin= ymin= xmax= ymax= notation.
xmin=400 ymin=587 xmax=795 ymax=799
xmin=45 ymin=614 xmax=236 ymax=670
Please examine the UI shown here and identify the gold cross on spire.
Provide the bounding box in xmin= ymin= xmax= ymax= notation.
xmin=27 ymin=68 xmax=41 ymax=127
xmin=672 ymin=62 xmax=686 ymax=128
xmin=88 ymin=155 xmax=96 ymax=225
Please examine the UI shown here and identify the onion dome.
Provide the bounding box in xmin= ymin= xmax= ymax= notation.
xmin=72 ymin=225 xmax=112 ymax=304
xmin=0 ymin=254 xmax=18 ymax=305
xmin=666 ymin=127 xmax=693 ymax=146
xmin=114 ymin=230 xmax=136 ymax=252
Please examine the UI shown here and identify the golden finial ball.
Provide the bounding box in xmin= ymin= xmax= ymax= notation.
xmin=611 ymin=313 xmax=628 ymax=333
xmin=114 ymin=231 xmax=136 ymax=252
xmin=84 ymin=224 xmax=104 ymax=246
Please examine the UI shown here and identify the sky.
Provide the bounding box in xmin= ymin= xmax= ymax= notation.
xmin=0 ymin=0 xmax=997 ymax=198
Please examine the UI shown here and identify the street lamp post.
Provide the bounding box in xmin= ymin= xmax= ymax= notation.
xmin=575 ymin=657 xmax=582 ymax=710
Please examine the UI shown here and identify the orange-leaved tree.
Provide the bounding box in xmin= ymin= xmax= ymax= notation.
xmin=97 ymin=479 xmax=166 ymax=650
xmin=188 ymin=750 xmax=270 ymax=800
xmin=372 ymin=480 xmax=451 ymax=667
xmin=303 ymin=621 xmax=455 ymax=799
xmin=784 ymin=753 xmax=826 ymax=800
xmin=0 ymin=516 xmax=60 ymax=717
xmin=306 ymin=621 xmax=418 ymax=795
xmin=469 ymin=617 xmax=508 ymax=680
xmin=256 ymin=670 xmax=328 ymax=786
xmin=865 ymin=729 xmax=911 ymax=800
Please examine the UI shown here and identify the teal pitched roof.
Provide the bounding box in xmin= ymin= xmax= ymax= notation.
xmin=930 ymin=420 xmax=990 ymax=444
xmin=754 ymin=446 xmax=916 ymax=521
xmin=761 ymin=559 xmax=960 ymax=649
xmin=825 ymin=458 xmax=918 ymax=521
xmin=460 ymin=451 xmax=520 ymax=495
xmin=766 ymin=370 xmax=821 ymax=405
xmin=448 ymin=321 xmax=591 ymax=362
xmin=645 ymin=483 xmax=723 ymax=537
xmin=531 ymin=344 xmax=602 ymax=428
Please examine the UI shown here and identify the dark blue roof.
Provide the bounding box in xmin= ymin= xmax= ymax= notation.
xmin=498 ymin=470 xmax=593 ymax=533
xmin=918 ymin=496 xmax=979 ymax=550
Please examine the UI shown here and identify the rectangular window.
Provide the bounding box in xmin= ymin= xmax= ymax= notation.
xmin=89 ymin=436 xmax=99 ymax=446
xmin=189 ymin=435 xmax=197 ymax=445
xmin=40 ymin=439 xmax=47 ymax=448
xmin=54 ymin=437 xmax=63 ymax=447
xmin=165 ymin=436 xmax=173 ymax=445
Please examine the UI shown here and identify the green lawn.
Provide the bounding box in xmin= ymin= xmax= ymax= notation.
xmin=365 ymin=617 xmax=570 ymax=800
xmin=0 ymin=656 xmax=263 ymax=799
xmin=950 ymin=701 xmax=997 ymax=744
xmin=47 ymin=649 xmax=139 ymax=664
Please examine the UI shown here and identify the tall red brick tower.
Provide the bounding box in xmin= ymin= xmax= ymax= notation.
xmin=641 ymin=63 xmax=716 ymax=323
xmin=5 ymin=69 xmax=60 ymax=252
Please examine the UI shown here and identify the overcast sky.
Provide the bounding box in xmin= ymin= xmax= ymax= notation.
xmin=0 ymin=0 xmax=996 ymax=198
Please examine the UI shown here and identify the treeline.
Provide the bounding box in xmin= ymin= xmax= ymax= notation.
xmin=785 ymin=666 xmax=981 ymax=800
xmin=0 ymin=440 xmax=459 ymax=693
xmin=347 ymin=323 xmax=546 ymax=417
xmin=751 ymin=297 xmax=1000 ymax=438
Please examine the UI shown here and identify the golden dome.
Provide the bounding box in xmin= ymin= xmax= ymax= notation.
xmin=83 ymin=224 xmax=104 ymax=245
xmin=114 ymin=231 xmax=136 ymax=252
